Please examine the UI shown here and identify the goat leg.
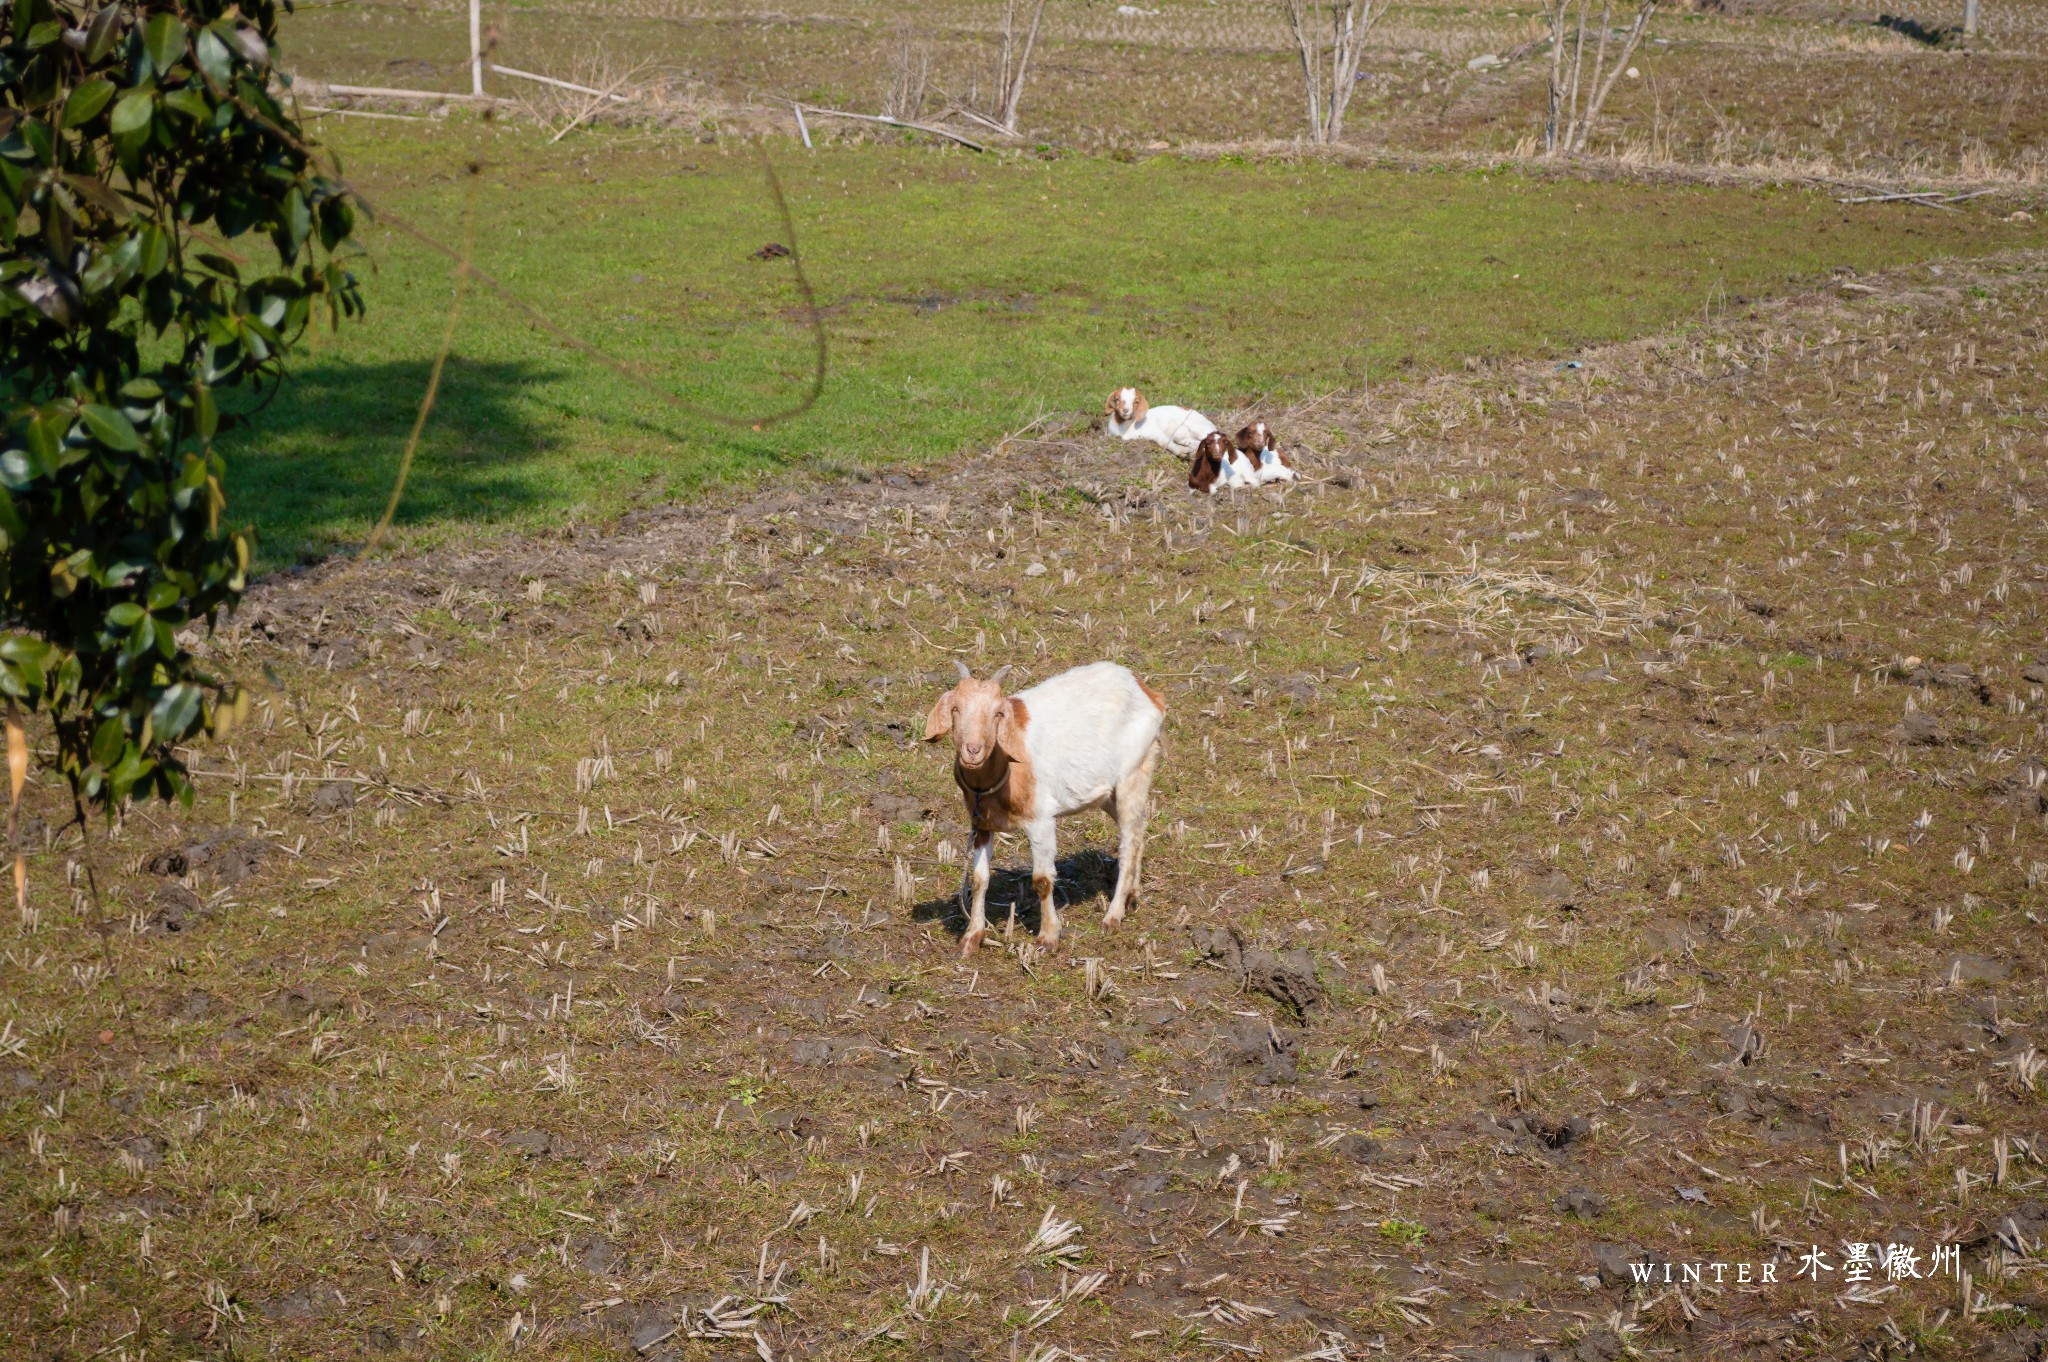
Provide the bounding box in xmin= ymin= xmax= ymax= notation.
xmin=1104 ymin=741 xmax=1159 ymax=926
xmin=962 ymin=829 xmax=993 ymax=955
xmin=1028 ymin=819 xmax=1061 ymax=948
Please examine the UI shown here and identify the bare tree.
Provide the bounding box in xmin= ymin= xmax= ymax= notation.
xmin=1543 ymin=0 xmax=1657 ymax=155
xmin=883 ymin=23 xmax=932 ymax=122
xmin=1284 ymin=0 xmax=1391 ymax=145
xmin=991 ymin=0 xmax=1047 ymax=134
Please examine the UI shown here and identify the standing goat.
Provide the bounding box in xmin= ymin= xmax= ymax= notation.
xmin=924 ymin=661 xmax=1165 ymax=955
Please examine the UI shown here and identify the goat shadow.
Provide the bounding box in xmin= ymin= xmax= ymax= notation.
xmin=911 ymin=848 xmax=1121 ymax=943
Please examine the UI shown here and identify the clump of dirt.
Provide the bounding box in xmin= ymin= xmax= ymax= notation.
xmin=1191 ymin=921 xmax=1323 ymax=1017
xmin=143 ymin=827 xmax=269 ymax=886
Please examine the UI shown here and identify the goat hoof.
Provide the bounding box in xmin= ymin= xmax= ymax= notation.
xmin=1101 ymin=906 xmax=1126 ymax=927
xmin=960 ymin=929 xmax=986 ymax=956
xmin=1035 ymin=930 xmax=1061 ymax=950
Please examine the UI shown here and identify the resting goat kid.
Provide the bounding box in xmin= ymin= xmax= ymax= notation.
xmin=1187 ymin=430 xmax=1260 ymax=495
xmin=925 ymin=661 xmax=1165 ymax=955
xmin=1105 ymin=386 xmax=1218 ymax=457
xmin=1235 ymin=419 xmax=1297 ymax=485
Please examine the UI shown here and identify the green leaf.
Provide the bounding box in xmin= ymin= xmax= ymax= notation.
xmin=106 ymin=603 xmax=145 ymax=628
xmin=279 ymin=186 xmax=311 ymax=257
xmin=136 ymin=221 xmax=168 ymax=277
xmin=317 ymin=193 xmax=355 ymax=251
xmin=160 ymin=86 xmax=208 ymax=123
xmin=80 ymin=403 xmax=142 ymax=451
xmin=0 ymin=637 xmax=50 ymax=699
xmin=193 ymin=28 xmax=231 ymax=86
xmin=62 ymin=77 xmax=116 ymax=128
xmin=83 ymin=4 xmax=123 ymax=62
xmin=60 ymin=172 xmax=128 ymax=217
xmin=142 ymin=13 xmax=187 ymax=75
xmin=89 ymin=715 xmax=127 ymax=768
xmin=80 ymin=229 xmax=141 ymax=295
xmin=108 ymin=747 xmax=155 ymax=799
xmin=15 ymin=116 xmax=53 ymax=167
xmin=109 ymin=89 xmax=153 ymax=137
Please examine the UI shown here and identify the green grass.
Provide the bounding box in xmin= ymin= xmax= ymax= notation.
xmin=234 ymin=117 xmax=2015 ymax=561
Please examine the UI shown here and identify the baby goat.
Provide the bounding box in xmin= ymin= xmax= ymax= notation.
xmin=1235 ymin=419 xmax=1297 ymax=485
xmin=1188 ymin=430 xmax=1260 ymax=494
xmin=1105 ymin=386 xmax=1218 ymax=457
xmin=924 ymin=660 xmax=1165 ymax=955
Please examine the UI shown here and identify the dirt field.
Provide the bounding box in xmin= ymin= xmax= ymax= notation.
xmin=284 ymin=0 xmax=2048 ymax=184
xmin=8 ymin=244 xmax=2048 ymax=1360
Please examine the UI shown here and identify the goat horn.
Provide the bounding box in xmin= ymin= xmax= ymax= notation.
xmin=955 ymin=660 xmax=973 ymax=681
xmin=988 ymin=664 xmax=1013 ymax=687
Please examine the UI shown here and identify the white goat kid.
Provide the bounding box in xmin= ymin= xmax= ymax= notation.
xmin=924 ymin=660 xmax=1165 ymax=955
xmin=1105 ymin=386 xmax=1218 ymax=458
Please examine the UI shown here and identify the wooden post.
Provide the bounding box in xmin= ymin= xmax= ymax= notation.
xmin=469 ymin=0 xmax=484 ymax=96
xmin=1963 ymin=0 xmax=1978 ymax=36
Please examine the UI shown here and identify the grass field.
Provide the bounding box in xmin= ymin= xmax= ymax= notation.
xmin=8 ymin=248 xmax=2048 ymax=1361
xmin=235 ymin=119 xmax=2033 ymax=562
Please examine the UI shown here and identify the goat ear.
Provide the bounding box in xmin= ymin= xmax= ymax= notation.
xmin=1129 ymin=392 xmax=1149 ymax=422
xmin=1103 ymin=392 xmax=1118 ymax=418
xmin=923 ymin=691 xmax=955 ymax=742
xmin=996 ymin=697 xmax=1031 ymax=762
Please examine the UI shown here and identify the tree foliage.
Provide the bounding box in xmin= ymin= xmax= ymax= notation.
xmin=1 ymin=0 xmax=360 ymax=811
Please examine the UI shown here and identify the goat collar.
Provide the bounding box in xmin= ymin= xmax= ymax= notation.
xmin=956 ymin=756 xmax=1021 ymax=830
xmin=954 ymin=765 xmax=1003 ymax=798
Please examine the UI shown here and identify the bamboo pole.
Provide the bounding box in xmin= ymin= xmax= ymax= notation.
xmin=491 ymin=64 xmax=634 ymax=103
xmin=793 ymin=105 xmax=990 ymax=152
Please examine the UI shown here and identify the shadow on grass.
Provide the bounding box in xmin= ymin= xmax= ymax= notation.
xmin=1875 ymin=13 xmax=1953 ymax=45
xmin=224 ymin=356 xmax=566 ymax=563
xmin=911 ymin=847 xmax=1122 ymax=943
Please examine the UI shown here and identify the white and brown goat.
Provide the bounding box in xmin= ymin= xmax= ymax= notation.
xmin=924 ymin=660 xmax=1164 ymax=954
xmin=1105 ymin=386 xmax=1219 ymax=458
xmin=1188 ymin=430 xmax=1260 ymax=494
xmin=1235 ymin=419 xmax=1297 ymax=484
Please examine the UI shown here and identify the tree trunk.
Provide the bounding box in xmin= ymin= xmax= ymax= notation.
xmin=1544 ymin=0 xmax=1656 ymax=156
xmin=1287 ymin=0 xmax=1388 ymax=145
xmin=995 ymin=0 xmax=1047 ymax=134
xmin=1285 ymin=0 xmax=1327 ymax=143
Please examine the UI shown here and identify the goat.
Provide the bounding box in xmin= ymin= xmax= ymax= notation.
xmin=1188 ymin=430 xmax=1259 ymax=494
xmin=1235 ymin=419 xmax=1297 ymax=485
xmin=1105 ymin=386 xmax=1218 ymax=458
xmin=924 ymin=660 xmax=1164 ymax=955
